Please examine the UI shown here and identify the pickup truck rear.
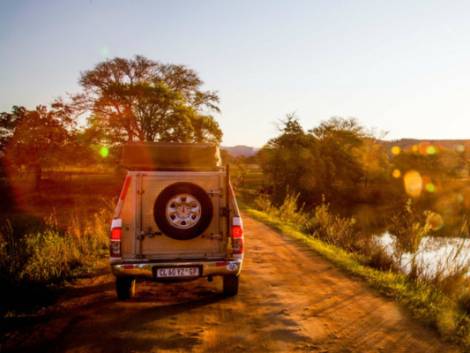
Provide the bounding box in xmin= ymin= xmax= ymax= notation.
xmin=109 ymin=143 xmax=244 ymax=299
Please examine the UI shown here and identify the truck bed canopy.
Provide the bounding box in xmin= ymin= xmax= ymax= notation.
xmin=121 ymin=143 xmax=222 ymax=171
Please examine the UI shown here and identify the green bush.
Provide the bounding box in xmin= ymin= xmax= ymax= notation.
xmin=248 ymin=195 xmax=470 ymax=346
xmin=21 ymin=231 xmax=78 ymax=282
xmin=307 ymin=202 xmax=358 ymax=251
xmin=0 ymin=208 xmax=110 ymax=289
xmin=254 ymin=192 xmax=307 ymax=225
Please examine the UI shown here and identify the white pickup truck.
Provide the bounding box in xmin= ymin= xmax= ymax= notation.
xmin=109 ymin=143 xmax=244 ymax=299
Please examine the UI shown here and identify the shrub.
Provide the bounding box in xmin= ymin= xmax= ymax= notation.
xmin=21 ymin=231 xmax=78 ymax=282
xmin=0 ymin=208 xmax=110 ymax=289
xmin=362 ymin=240 xmax=398 ymax=271
xmin=389 ymin=200 xmax=431 ymax=255
xmin=254 ymin=192 xmax=307 ymax=225
xmin=308 ymin=202 xmax=358 ymax=251
xmin=254 ymin=193 xmax=273 ymax=213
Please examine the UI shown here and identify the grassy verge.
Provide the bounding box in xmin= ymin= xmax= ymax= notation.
xmin=0 ymin=209 xmax=111 ymax=316
xmin=242 ymin=206 xmax=470 ymax=349
xmin=0 ymin=173 xmax=120 ymax=316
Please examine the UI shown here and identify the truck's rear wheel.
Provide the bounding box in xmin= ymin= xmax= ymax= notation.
xmin=223 ymin=275 xmax=239 ymax=297
xmin=116 ymin=277 xmax=136 ymax=300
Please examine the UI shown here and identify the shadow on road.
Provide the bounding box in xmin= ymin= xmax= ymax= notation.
xmin=2 ymin=276 xmax=227 ymax=353
xmin=49 ymin=280 xmax=226 ymax=353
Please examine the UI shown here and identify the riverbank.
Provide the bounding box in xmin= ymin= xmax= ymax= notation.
xmin=241 ymin=204 xmax=470 ymax=350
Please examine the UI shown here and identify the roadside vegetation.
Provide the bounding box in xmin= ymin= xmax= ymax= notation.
xmin=0 ymin=176 xmax=116 ymax=314
xmin=232 ymin=115 xmax=470 ymax=348
xmin=2 ymin=52 xmax=470 ymax=348
xmin=0 ymin=55 xmax=224 ymax=315
xmin=243 ymin=204 xmax=470 ymax=347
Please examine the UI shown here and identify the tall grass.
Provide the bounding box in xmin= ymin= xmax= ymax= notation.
xmin=251 ymin=193 xmax=470 ymax=346
xmin=307 ymin=202 xmax=359 ymax=251
xmin=255 ymin=193 xmax=359 ymax=250
xmin=255 ymin=193 xmax=307 ymax=225
xmin=0 ymin=207 xmax=111 ymax=312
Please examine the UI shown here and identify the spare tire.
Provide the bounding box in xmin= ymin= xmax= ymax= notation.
xmin=154 ymin=182 xmax=213 ymax=240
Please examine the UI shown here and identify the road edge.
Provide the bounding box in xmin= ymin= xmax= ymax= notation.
xmin=242 ymin=207 xmax=467 ymax=350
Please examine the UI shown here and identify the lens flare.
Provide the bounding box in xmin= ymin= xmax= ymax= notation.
xmin=426 ymin=212 xmax=444 ymax=231
xmin=392 ymin=169 xmax=401 ymax=178
xmin=99 ymin=146 xmax=109 ymax=158
xmin=403 ymin=170 xmax=423 ymax=198
xmin=100 ymin=46 xmax=110 ymax=57
xmin=425 ymin=182 xmax=436 ymax=193
xmin=426 ymin=145 xmax=437 ymax=155
xmin=456 ymin=144 xmax=465 ymax=153
xmin=391 ymin=146 xmax=401 ymax=156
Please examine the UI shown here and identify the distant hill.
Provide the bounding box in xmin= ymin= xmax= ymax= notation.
xmin=222 ymin=139 xmax=470 ymax=158
xmin=382 ymin=139 xmax=470 ymax=152
xmin=221 ymin=145 xmax=259 ymax=157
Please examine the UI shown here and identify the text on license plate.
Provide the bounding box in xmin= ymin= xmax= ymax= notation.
xmin=156 ymin=267 xmax=200 ymax=278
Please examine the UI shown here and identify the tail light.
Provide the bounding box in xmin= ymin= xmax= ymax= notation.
xmin=110 ymin=218 xmax=122 ymax=257
xmin=231 ymin=217 xmax=244 ymax=256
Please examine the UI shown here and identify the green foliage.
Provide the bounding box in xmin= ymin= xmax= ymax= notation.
xmin=0 ymin=55 xmax=225 ymax=178
xmin=392 ymin=149 xmax=442 ymax=175
xmin=0 ymin=208 xmax=110 ymax=288
xmin=0 ymin=105 xmax=73 ymax=187
xmin=258 ymin=114 xmax=320 ymax=205
xmin=389 ymin=199 xmax=430 ymax=255
xmin=244 ymin=205 xmax=470 ymax=348
xmin=259 ymin=115 xmax=388 ymax=207
xmin=21 ymin=231 xmax=79 ymax=283
xmin=74 ymin=55 xmax=222 ymax=144
xmin=254 ymin=192 xmax=307 ymax=225
xmin=308 ymin=202 xmax=358 ymax=251
xmin=255 ymin=193 xmax=359 ymax=251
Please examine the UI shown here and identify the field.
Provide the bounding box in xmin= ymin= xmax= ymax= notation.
xmin=0 ymin=170 xmax=123 ymax=314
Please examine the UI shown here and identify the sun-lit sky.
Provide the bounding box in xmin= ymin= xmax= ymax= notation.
xmin=1 ymin=0 xmax=470 ymax=146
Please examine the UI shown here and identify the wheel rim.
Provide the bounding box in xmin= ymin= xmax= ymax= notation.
xmin=165 ymin=193 xmax=202 ymax=229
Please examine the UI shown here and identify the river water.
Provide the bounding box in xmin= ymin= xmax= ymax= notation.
xmin=375 ymin=231 xmax=470 ymax=277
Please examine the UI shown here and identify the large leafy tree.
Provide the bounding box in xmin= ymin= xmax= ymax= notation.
xmin=309 ymin=118 xmax=367 ymax=200
xmin=0 ymin=105 xmax=73 ymax=187
xmin=259 ymin=116 xmax=382 ymax=206
xmin=259 ymin=114 xmax=320 ymax=205
xmin=72 ymin=55 xmax=222 ymax=144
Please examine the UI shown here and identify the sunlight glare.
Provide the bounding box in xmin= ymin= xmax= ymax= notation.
xmin=426 ymin=212 xmax=444 ymax=231
xmin=426 ymin=145 xmax=437 ymax=155
xmin=99 ymin=146 xmax=109 ymax=158
xmin=392 ymin=169 xmax=401 ymax=178
xmin=425 ymin=182 xmax=436 ymax=193
xmin=100 ymin=46 xmax=110 ymax=57
xmin=391 ymin=146 xmax=401 ymax=156
xmin=403 ymin=170 xmax=423 ymax=198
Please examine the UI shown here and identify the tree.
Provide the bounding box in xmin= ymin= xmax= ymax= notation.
xmin=259 ymin=114 xmax=320 ymax=205
xmin=0 ymin=109 xmax=21 ymax=152
xmin=309 ymin=118 xmax=367 ymax=201
xmin=0 ymin=105 xmax=72 ymax=188
xmin=71 ymin=55 xmax=222 ymax=144
xmin=259 ymin=116 xmax=377 ymax=207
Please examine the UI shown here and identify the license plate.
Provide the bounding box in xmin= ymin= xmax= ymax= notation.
xmin=155 ymin=267 xmax=200 ymax=278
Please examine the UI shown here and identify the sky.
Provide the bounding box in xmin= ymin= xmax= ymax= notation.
xmin=1 ymin=0 xmax=470 ymax=147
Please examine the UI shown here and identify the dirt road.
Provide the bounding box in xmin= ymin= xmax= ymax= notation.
xmin=3 ymin=214 xmax=459 ymax=353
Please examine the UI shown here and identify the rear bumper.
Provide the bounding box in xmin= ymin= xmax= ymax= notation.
xmin=110 ymin=258 xmax=243 ymax=279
